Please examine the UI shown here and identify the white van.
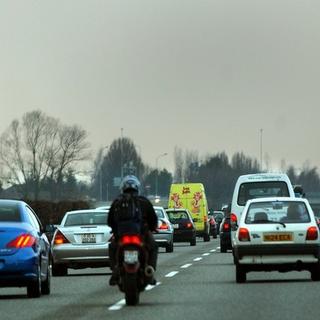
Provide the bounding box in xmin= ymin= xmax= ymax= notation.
xmin=230 ymin=173 xmax=295 ymax=246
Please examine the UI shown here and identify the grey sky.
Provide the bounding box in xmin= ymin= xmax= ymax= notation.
xmin=1 ymin=0 xmax=319 ymax=173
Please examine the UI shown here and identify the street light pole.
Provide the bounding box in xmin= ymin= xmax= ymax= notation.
xmin=155 ymin=153 xmax=168 ymax=197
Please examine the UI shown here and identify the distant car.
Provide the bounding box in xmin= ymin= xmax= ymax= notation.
xmin=212 ymin=210 xmax=224 ymax=234
xmin=233 ymin=197 xmax=320 ymax=283
xmin=208 ymin=213 xmax=218 ymax=238
xmin=219 ymin=215 xmax=232 ymax=252
xmin=153 ymin=206 xmax=174 ymax=253
xmin=166 ymin=208 xmax=196 ymax=246
xmin=51 ymin=209 xmax=111 ymax=276
xmin=95 ymin=206 xmax=110 ymax=211
xmin=0 ymin=200 xmax=51 ymax=298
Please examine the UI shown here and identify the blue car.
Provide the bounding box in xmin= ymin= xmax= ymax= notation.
xmin=0 ymin=200 xmax=51 ymax=298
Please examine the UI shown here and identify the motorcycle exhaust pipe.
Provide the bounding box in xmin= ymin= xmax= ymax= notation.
xmin=144 ymin=265 xmax=155 ymax=277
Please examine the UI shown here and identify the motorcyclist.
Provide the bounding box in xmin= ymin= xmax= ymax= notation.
xmin=107 ymin=175 xmax=158 ymax=286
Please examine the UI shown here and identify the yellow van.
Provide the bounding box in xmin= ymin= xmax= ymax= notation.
xmin=168 ymin=183 xmax=210 ymax=241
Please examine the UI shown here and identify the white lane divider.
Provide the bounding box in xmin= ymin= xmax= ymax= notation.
xmin=180 ymin=263 xmax=192 ymax=269
xmin=165 ymin=271 xmax=179 ymax=278
xmin=109 ymin=299 xmax=126 ymax=311
xmin=216 ymin=247 xmax=221 ymax=250
xmin=193 ymin=257 xmax=202 ymax=262
xmin=202 ymin=253 xmax=210 ymax=256
xmin=210 ymin=249 xmax=216 ymax=252
xmin=145 ymin=281 xmax=161 ymax=291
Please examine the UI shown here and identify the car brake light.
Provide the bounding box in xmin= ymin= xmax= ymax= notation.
xmin=120 ymin=235 xmax=142 ymax=246
xmin=230 ymin=213 xmax=237 ymax=224
xmin=53 ymin=230 xmax=70 ymax=245
xmin=158 ymin=221 xmax=169 ymax=230
xmin=238 ymin=228 xmax=250 ymax=242
xmin=7 ymin=234 xmax=36 ymax=248
xmin=306 ymin=226 xmax=318 ymax=240
xmin=186 ymin=222 xmax=193 ymax=228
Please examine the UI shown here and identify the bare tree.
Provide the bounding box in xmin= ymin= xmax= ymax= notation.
xmin=173 ymin=146 xmax=184 ymax=183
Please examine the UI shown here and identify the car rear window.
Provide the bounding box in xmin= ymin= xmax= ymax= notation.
xmin=245 ymin=201 xmax=311 ymax=224
xmin=0 ymin=204 xmax=21 ymax=222
xmin=155 ymin=209 xmax=165 ymax=219
xmin=167 ymin=211 xmax=190 ymax=222
xmin=238 ymin=181 xmax=290 ymax=206
xmin=64 ymin=212 xmax=107 ymax=226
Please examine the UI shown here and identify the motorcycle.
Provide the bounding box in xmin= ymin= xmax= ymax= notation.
xmin=116 ymin=233 xmax=154 ymax=305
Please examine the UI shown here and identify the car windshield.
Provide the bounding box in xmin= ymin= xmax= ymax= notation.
xmin=155 ymin=209 xmax=165 ymax=219
xmin=245 ymin=201 xmax=310 ymax=224
xmin=238 ymin=181 xmax=290 ymax=206
xmin=167 ymin=211 xmax=189 ymax=222
xmin=0 ymin=204 xmax=21 ymax=222
xmin=64 ymin=211 xmax=107 ymax=226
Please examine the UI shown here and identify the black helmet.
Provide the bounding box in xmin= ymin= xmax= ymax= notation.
xmin=120 ymin=175 xmax=141 ymax=194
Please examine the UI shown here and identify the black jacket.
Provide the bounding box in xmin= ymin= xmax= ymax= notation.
xmin=107 ymin=194 xmax=158 ymax=235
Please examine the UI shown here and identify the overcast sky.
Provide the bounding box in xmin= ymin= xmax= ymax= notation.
xmin=0 ymin=0 xmax=319 ymax=173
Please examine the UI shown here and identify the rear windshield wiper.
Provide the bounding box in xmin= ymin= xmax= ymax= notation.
xmin=253 ymin=220 xmax=286 ymax=228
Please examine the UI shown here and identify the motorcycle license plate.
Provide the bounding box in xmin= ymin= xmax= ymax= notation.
xmin=124 ymin=250 xmax=138 ymax=264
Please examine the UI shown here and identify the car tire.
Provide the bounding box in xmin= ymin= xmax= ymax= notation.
xmin=27 ymin=264 xmax=41 ymax=298
xmin=41 ymin=261 xmax=51 ymax=295
xmin=311 ymin=263 xmax=320 ymax=281
xmin=190 ymin=237 xmax=197 ymax=246
xmin=235 ymin=264 xmax=246 ymax=283
xmin=166 ymin=241 xmax=174 ymax=253
xmin=52 ymin=262 xmax=68 ymax=277
xmin=203 ymin=233 xmax=210 ymax=242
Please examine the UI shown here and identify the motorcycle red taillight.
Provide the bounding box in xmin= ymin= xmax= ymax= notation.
xmin=6 ymin=234 xmax=36 ymax=248
xmin=53 ymin=230 xmax=70 ymax=245
xmin=223 ymin=222 xmax=230 ymax=231
xmin=120 ymin=235 xmax=142 ymax=246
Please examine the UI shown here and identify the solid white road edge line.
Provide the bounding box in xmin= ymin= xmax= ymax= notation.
xmin=193 ymin=257 xmax=202 ymax=261
xmin=180 ymin=263 xmax=192 ymax=269
xmin=165 ymin=271 xmax=179 ymax=278
xmin=108 ymin=299 xmax=126 ymax=311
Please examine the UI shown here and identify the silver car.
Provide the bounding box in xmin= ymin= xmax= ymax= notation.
xmin=153 ymin=206 xmax=174 ymax=253
xmin=51 ymin=209 xmax=111 ymax=276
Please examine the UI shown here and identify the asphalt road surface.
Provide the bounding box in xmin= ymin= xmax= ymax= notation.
xmin=1 ymin=238 xmax=319 ymax=320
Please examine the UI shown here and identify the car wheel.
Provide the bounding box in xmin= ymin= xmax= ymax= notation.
xmin=190 ymin=237 xmax=197 ymax=246
xmin=311 ymin=263 xmax=320 ymax=281
xmin=203 ymin=233 xmax=210 ymax=242
xmin=41 ymin=261 xmax=51 ymax=295
xmin=52 ymin=262 xmax=68 ymax=277
xmin=166 ymin=241 xmax=174 ymax=253
xmin=27 ymin=263 xmax=41 ymax=298
xmin=235 ymin=264 xmax=246 ymax=283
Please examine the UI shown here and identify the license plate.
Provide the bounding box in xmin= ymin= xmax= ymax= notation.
xmin=263 ymin=233 xmax=293 ymax=241
xmin=173 ymin=224 xmax=179 ymax=229
xmin=124 ymin=250 xmax=138 ymax=264
xmin=81 ymin=233 xmax=96 ymax=243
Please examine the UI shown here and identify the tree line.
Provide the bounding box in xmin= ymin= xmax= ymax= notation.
xmin=1 ymin=110 xmax=320 ymax=208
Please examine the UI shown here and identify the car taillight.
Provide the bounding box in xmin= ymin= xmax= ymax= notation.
xmin=158 ymin=221 xmax=169 ymax=230
xmin=53 ymin=230 xmax=70 ymax=245
xmin=306 ymin=227 xmax=318 ymax=240
xmin=223 ymin=222 xmax=230 ymax=231
xmin=186 ymin=222 xmax=193 ymax=228
xmin=204 ymin=216 xmax=208 ymax=222
xmin=238 ymin=228 xmax=250 ymax=242
xmin=120 ymin=235 xmax=142 ymax=246
xmin=7 ymin=234 xmax=36 ymax=248
xmin=230 ymin=213 xmax=237 ymax=224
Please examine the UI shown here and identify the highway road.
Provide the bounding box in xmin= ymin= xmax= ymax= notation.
xmin=1 ymin=238 xmax=319 ymax=320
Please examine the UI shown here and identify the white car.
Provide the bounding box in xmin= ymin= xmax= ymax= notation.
xmin=51 ymin=209 xmax=112 ymax=276
xmin=233 ymin=197 xmax=320 ymax=283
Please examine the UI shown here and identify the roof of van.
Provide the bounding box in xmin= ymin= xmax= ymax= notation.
xmin=237 ymin=173 xmax=290 ymax=182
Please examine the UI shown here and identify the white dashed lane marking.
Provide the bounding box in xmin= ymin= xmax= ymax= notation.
xmin=109 ymin=299 xmax=126 ymax=311
xmin=202 ymin=253 xmax=210 ymax=256
xmin=180 ymin=263 xmax=192 ymax=269
xmin=193 ymin=257 xmax=202 ymax=262
xmin=210 ymin=249 xmax=216 ymax=252
xmin=145 ymin=282 xmax=161 ymax=291
xmin=165 ymin=271 xmax=179 ymax=278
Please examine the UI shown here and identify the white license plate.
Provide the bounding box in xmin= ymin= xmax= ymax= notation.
xmin=81 ymin=233 xmax=96 ymax=243
xmin=124 ymin=250 xmax=138 ymax=264
xmin=173 ymin=224 xmax=179 ymax=229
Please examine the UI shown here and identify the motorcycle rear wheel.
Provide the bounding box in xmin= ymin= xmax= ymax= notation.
xmin=124 ymin=273 xmax=140 ymax=306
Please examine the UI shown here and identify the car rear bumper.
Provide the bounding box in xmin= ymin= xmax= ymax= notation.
xmin=235 ymin=244 xmax=320 ymax=264
xmin=154 ymin=232 xmax=173 ymax=247
xmin=52 ymin=243 xmax=109 ymax=267
xmin=173 ymin=230 xmax=195 ymax=242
